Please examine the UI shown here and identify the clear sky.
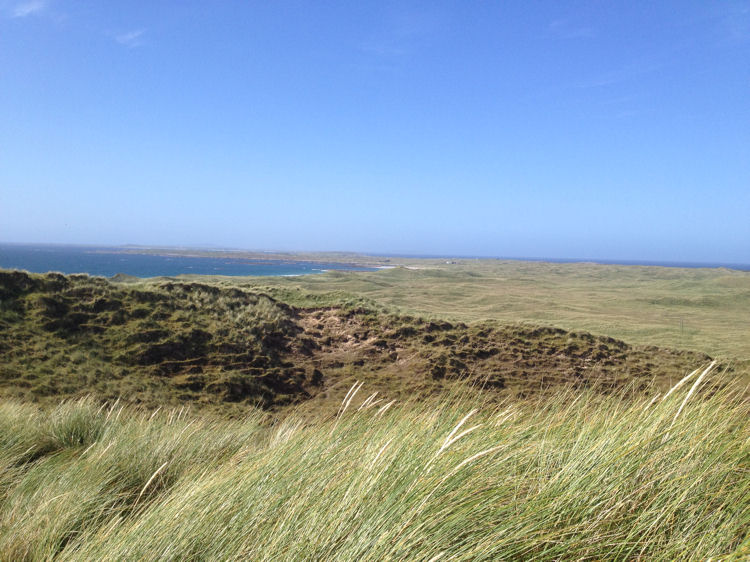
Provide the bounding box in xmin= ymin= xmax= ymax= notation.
xmin=1 ymin=1 xmax=748 ymax=262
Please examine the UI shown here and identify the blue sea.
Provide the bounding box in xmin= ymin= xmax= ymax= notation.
xmin=0 ymin=245 xmax=377 ymax=278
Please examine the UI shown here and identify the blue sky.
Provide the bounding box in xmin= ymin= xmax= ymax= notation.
xmin=1 ymin=1 xmax=748 ymax=262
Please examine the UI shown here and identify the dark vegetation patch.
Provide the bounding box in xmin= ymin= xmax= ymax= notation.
xmin=0 ymin=270 xmax=303 ymax=411
xmin=0 ymin=270 xmax=714 ymax=416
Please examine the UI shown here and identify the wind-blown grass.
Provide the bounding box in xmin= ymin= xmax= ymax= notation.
xmin=0 ymin=365 xmax=747 ymax=560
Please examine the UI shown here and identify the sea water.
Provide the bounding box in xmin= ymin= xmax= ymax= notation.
xmin=0 ymin=245 xmax=376 ymax=278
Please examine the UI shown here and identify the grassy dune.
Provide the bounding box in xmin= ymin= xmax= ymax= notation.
xmin=0 ymin=364 xmax=747 ymax=560
xmin=0 ymin=270 xmax=715 ymax=416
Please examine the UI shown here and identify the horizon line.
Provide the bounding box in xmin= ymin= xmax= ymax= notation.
xmin=1 ymin=241 xmax=748 ymax=271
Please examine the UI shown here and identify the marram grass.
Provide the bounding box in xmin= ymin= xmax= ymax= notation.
xmin=0 ymin=365 xmax=748 ymax=560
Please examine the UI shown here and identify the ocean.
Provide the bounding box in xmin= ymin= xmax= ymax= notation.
xmin=0 ymin=245 xmax=376 ymax=278
xmin=1 ymin=244 xmax=747 ymax=278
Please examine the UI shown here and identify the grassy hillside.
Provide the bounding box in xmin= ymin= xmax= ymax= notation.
xmin=0 ymin=270 xmax=716 ymax=416
xmin=0 ymin=366 xmax=747 ymax=560
xmin=219 ymin=260 xmax=750 ymax=359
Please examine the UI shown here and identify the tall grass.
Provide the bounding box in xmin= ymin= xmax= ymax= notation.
xmin=0 ymin=366 xmax=747 ymax=560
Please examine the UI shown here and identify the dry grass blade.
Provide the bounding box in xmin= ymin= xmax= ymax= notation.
xmin=671 ymin=360 xmax=717 ymax=427
xmin=133 ymin=461 xmax=169 ymax=511
xmin=662 ymin=366 xmax=701 ymax=402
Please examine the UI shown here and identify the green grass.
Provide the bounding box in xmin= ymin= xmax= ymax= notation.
xmin=0 ymin=363 xmax=747 ymax=560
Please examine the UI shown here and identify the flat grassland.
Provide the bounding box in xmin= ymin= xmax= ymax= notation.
xmin=226 ymin=260 xmax=750 ymax=360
